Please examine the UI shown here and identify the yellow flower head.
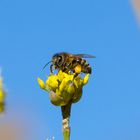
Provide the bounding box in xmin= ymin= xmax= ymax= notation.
xmin=38 ymin=70 xmax=90 ymax=106
xmin=0 ymin=76 xmax=5 ymax=113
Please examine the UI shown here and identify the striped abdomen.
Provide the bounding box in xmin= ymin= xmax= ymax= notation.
xmin=78 ymin=58 xmax=92 ymax=74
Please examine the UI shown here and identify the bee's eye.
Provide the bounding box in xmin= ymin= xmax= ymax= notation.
xmin=57 ymin=56 xmax=62 ymax=65
xmin=58 ymin=56 xmax=61 ymax=60
xmin=58 ymin=56 xmax=62 ymax=61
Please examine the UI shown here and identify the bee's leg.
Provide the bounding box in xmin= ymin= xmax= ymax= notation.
xmin=74 ymin=73 xmax=78 ymax=79
xmin=73 ymin=65 xmax=81 ymax=79
xmin=62 ymin=67 xmax=69 ymax=73
xmin=50 ymin=64 xmax=53 ymax=74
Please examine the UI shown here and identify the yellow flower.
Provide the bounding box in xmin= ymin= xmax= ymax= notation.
xmin=38 ymin=70 xmax=90 ymax=106
xmin=0 ymin=77 xmax=5 ymax=113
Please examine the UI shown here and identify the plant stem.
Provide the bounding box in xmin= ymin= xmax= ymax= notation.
xmin=61 ymin=103 xmax=72 ymax=140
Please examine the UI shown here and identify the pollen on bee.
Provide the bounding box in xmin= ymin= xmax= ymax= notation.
xmin=74 ymin=65 xmax=82 ymax=74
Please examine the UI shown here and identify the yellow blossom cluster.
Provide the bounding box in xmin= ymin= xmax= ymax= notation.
xmin=38 ymin=70 xmax=90 ymax=106
xmin=0 ymin=77 xmax=5 ymax=113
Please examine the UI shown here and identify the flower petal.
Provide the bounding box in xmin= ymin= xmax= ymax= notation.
xmin=37 ymin=78 xmax=46 ymax=89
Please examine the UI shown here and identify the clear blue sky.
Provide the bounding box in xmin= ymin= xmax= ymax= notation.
xmin=0 ymin=0 xmax=140 ymax=140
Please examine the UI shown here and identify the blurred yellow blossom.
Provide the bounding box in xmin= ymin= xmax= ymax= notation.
xmin=38 ymin=70 xmax=90 ymax=106
xmin=0 ymin=76 xmax=5 ymax=113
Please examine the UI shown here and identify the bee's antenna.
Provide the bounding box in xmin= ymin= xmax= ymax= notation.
xmin=42 ymin=61 xmax=52 ymax=70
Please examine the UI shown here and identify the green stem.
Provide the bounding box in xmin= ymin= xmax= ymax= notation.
xmin=61 ymin=103 xmax=72 ymax=140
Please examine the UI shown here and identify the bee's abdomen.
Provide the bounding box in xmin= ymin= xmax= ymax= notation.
xmin=85 ymin=66 xmax=92 ymax=74
xmin=81 ymin=59 xmax=92 ymax=74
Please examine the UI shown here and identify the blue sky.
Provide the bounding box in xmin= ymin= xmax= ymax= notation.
xmin=0 ymin=0 xmax=140 ymax=140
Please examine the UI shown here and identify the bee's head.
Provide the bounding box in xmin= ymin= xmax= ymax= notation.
xmin=43 ymin=53 xmax=64 ymax=70
xmin=52 ymin=53 xmax=63 ymax=68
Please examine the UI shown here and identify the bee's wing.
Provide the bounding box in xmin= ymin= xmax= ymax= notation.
xmin=74 ymin=54 xmax=96 ymax=58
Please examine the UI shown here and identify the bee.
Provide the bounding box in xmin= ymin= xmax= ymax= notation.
xmin=43 ymin=52 xmax=95 ymax=75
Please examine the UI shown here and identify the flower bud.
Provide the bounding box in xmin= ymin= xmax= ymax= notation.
xmin=38 ymin=70 xmax=90 ymax=106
